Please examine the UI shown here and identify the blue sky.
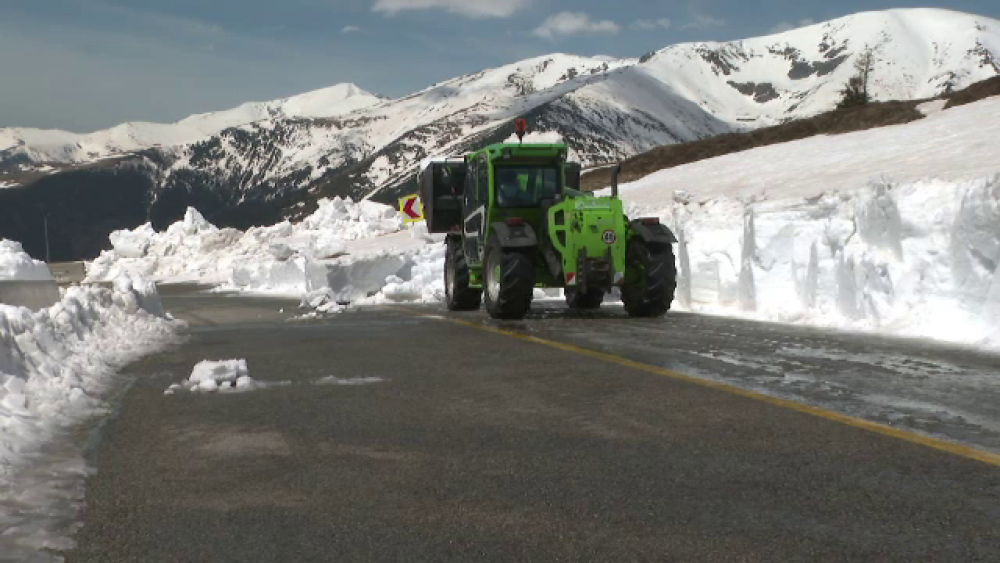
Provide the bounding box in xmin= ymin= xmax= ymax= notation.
xmin=1 ymin=0 xmax=998 ymax=132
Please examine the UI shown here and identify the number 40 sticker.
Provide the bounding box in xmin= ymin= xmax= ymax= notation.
xmin=602 ymin=229 xmax=617 ymax=244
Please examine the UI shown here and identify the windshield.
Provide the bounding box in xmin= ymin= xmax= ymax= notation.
xmin=494 ymin=165 xmax=559 ymax=208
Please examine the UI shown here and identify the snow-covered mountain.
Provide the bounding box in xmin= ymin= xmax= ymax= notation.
xmin=1 ymin=8 xmax=998 ymax=261
xmin=0 ymin=83 xmax=380 ymax=165
xmin=629 ymin=9 xmax=999 ymax=125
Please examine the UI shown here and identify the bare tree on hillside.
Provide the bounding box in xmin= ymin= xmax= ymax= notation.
xmin=838 ymin=46 xmax=876 ymax=109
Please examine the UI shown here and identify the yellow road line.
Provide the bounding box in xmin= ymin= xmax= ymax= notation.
xmin=408 ymin=309 xmax=1000 ymax=468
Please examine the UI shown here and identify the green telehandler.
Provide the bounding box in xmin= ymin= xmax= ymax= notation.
xmin=418 ymin=122 xmax=678 ymax=320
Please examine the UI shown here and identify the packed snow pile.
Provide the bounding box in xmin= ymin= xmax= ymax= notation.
xmin=0 ymin=271 xmax=179 ymax=558
xmin=165 ymin=359 xmax=288 ymax=394
xmin=616 ymin=96 xmax=1000 ymax=351
xmin=349 ymin=240 xmax=446 ymax=305
xmin=0 ymin=240 xmax=53 ymax=281
xmin=86 ymin=197 xmax=429 ymax=300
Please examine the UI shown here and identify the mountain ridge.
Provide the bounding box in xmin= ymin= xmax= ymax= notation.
xmin=0 ymin=82 xmax=380 ymax=165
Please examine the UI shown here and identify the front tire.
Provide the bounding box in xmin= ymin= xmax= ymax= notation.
xmin=445 ymin=237 xmax=482 ymax=311
xmin=565 ymin=287 xmax=604 ymax=309
xmin=622 ymin=238 xmax=676 ymax=318
xmin=483 ymin=243 xmax=535 ymax=320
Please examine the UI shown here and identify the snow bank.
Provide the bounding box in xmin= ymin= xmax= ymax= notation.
xmin=87 ymin=197 xmax=405 ymax=289
xmin=618 ymin=97 xmax=1000 ymax=351
xmin=351 ymin=238 xmax=445 ymax=305
xmin=88 ymin=198 xmax=447 ymax=312
xmin=0 ymin=273 xmax=179 ymax=557
xmin=645 ymin=177 xmax=1000 ymax=350
xmin=165 ymin=359 xmax=287 ymax=394
xmin=0 ymin=240 xmax=53 ymax=281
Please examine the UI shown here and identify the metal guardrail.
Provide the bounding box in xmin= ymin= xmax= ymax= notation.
xmin=0 ymin=263 xmax=85 ymax=310
xmin=48 ymin=262 xmax=87 ymax=285
xmin=0 ymin=280 xmax=61 ymax=310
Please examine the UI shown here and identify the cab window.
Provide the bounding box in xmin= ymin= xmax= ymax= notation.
xmin=494 ymin=165 xmax=559 ymax=208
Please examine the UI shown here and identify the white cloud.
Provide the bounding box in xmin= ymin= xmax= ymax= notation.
xmin=682 ymin=14 xmax=727 ymax=30
xmin=768 ymin=18 xmax=817 ymax=34
xmin=532 ymin=12 xmax=621 ymax=41
xmin=372 ymin=0 xmax=528 ymax=19
xmin=631 ymin=18 xmax=672 ymax=31
xmin=341 ymin=25 xmax=361 ymax=34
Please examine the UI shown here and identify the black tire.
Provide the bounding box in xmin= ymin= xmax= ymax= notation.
xmin=565 ymin=287 xmax=604 ymax=309
xmin=483 ymin=243 xmax=535 ymax=320
xmin=445 ymin=237 xmax=482 ymax=311
xmin=622 ymin=238 xmax=677 ymax=318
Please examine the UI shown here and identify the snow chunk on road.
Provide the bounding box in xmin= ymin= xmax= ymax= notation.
xmin=0 ymin=240 xmax=53 ymax=281
xmin=190 ymin=359 xmax=250 ymax=391
xmin=165 ymin=359 xmax=289 ymax=394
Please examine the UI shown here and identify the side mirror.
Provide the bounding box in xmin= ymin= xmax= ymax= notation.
xmin=611 ymin=164 xmax=622 ymax=198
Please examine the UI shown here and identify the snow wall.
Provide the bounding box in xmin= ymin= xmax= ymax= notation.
xmin=660 ymin=175 xmax=1000 ymax=349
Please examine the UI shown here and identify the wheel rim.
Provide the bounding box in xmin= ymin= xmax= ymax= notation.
xmin=487 ymin=260 xmax=501 ymax=303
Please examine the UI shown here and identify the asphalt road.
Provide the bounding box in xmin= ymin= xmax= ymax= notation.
xmin=64 ymin=287 xmax=1000 ymax=562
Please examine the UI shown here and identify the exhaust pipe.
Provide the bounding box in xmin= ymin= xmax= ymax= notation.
xmin=611 ymin=164 xmax=622 ymax=198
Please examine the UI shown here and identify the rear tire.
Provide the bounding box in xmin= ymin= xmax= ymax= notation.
xmin=565 ymin=287 xmax=604 ymax=309
xmin=483 ymin=243 xmax=535 ymax=320
xmin=445 ymin=237 xmax=482 ymax=311
xmin=622 ymin=238 xmax=676 ymax=318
